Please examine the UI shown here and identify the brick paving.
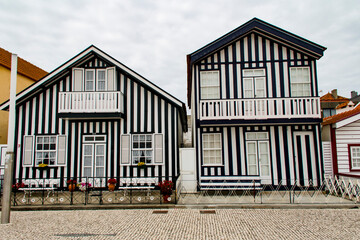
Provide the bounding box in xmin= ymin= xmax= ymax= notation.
xmin=0 ymin=208 xmax=359 ymax=239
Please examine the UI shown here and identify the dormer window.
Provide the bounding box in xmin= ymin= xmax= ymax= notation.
xmin=72 ymin=67 xmax=116 ymax=92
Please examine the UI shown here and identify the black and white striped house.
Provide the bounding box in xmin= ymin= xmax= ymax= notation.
xmin=0 ymin=45 xmax=187 ymax=187
xmin=187 ymin=18 xmax=326 ymax=188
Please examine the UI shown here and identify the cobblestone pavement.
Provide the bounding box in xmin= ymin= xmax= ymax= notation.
xmin=0 ymin=208 xmax=359 ymax=240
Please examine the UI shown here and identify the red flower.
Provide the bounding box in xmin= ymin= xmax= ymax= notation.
xmin=107 ymin=178 xmax=117 ymax=184
xmin=67 ymin=179 xmax=77 ymax=184
xmin=12 ymin=182 xmax=25 ymax=189
xmin=158 ymin=180 xmax=173 ymax=195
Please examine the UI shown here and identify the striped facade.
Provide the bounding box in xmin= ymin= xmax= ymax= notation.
xmin=1 ymin=46 xmax=186 ymax=183
xmin=188 ymin=18 xmax=326 ymax=187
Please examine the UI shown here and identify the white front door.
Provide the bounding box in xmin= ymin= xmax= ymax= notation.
xmin=82 ymin=143 xmax=105 ymax=178
xmin=180 ymin=148 xmax=197 ymax=193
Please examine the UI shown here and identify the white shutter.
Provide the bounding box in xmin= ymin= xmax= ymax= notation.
xmin=154 ymin=134 xmax=163 ymax=164
xmin=23 ymin=136 xmax=34 ymax=166
xmin=57 ymin=135 xmax=67 ymax=166
xmin=0 ymin=145 xmax=7 ymax=166
xmin=72 ymin=68 xmax=84 ymax=91
xmin=120 ymin=134 xmax=131 ymax=165
xmin=106 ymin=67 xmax=116 ymax=91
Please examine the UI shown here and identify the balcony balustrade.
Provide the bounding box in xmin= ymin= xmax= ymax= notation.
xmin=199 ymin=97 xmax=320 ymax=120
xmin=58 ymin=91 xmax=124 ymax=114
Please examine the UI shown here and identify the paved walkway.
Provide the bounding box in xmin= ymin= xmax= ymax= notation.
xmin=0 ymin=208 xmax=359 ymax=239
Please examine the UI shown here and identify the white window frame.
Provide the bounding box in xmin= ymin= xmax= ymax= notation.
xmin=242 ymin=68 xmax=266 ymax=98
xmin=96 ymin=69 xmax=107 ymax=91
xmin=85 ymin=69 xmax=95 ymax=91
xmin=350 ymin=146 xmax=360 ymax=170
xmin=82 ymin=135 xmax=106 ymax=178
xmin=200 ymin=71 xmax=220 ymax=100
xmin=35 ymin=135 xmax=58 ymax=166
xmin=132 ymin=134 xmax=153 ymax=164
xmin=0 ymin=145 xmax=7 ymax=176
xmin=289 ymin=67 xmax=311 ymax=97
xmin=202 ymin=133 xmax=223 ymax=166
xmin=245 ymin=132 xmax=270 ymax=177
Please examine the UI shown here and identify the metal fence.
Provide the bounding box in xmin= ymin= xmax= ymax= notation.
xmin=0 ymin=176 xmax=359 ymax=206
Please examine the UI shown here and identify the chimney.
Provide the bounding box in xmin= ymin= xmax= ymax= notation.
xmin=351 ymin=91 xmax=358 ymax=98
xmin=331 ymin=89 xmax=338 ymax=99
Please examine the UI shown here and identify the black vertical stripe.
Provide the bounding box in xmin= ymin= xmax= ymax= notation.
xmin=296 ymin=135 xmax=304 ymax=186
xmin=171 ymin=105 xmax=176 ymax=178
xmin=130 ymin=80 xmax=134 ymax=133
xmin=110 ymin=121 xmax=115 ymax=177
xmin=225 ymin=47 xmax=230 ymax=98
xmin=227 ymin=128 xmax=233 ymax=176
xmin=144 ymin=89 xmax=148 ymax=132
xmin=305 ymin=135 xmax=312 ymax=181
xmin=164 ymin=101 xmax=169 ymax=178
xmin=151 ymin=92 xmax=154 ymax=132
xmin=274 ymin=126 xmax=282 ymax=182
xmin=278 ymin=45 xmax=285 ymax=97
xmin=254 ymin=34 xmax=259 ymax=67
xmin=235 ymin=127 xmax=241 ymax=175
xmin=270 ymin=41 xmax=277 ymax=97
xmin=41 ymin=91 xmax=46 ymax=133
xmin=137 ymin=84 xmax=141 ymax=132
xmin=232 ymin=43 xmax=238 ymax=99
xmin=282 ymin=127 xmax=290 ymax=184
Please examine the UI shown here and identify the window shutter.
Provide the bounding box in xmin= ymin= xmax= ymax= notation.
xmin=120 ymin=134 xmax=131 ymax=165
xmin=72 ymin=68 xmax=84 ymax=91
xmin=154 ymin=134 xmax=163 ymax=164
xmin=23 ymin=136 xmax=34 ymax=166
xmin=106 ymin=67 xmax=116 ymax=91
xmin=0 ymin=145 xmax=7 ymax=166
xmin=57 ymin=135 xmax=67 ymax=166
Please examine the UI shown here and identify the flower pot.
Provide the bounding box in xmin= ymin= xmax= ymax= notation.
xmin=162 ymin=194 xmax=171 ymax=203
xmin=108 ymin=183 xmax=116 ymax=191
xmin=68 ymin=184 xmax=76 ymax=192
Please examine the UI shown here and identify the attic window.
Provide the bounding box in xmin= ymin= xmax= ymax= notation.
xmin=72 ymin=67 xmax=116 ymax=91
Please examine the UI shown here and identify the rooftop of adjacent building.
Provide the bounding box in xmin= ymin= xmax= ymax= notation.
xmin=0 ymin=47 xmax=48 ymax=81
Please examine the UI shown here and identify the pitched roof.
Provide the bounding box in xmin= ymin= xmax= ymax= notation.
xmin=187 ymin=18 xmax=327 ymax=107
xmin=320 ymin=92 xmax=348 ymax=102
xmin=0 ymin=47 xmax=48 ymax=81
xmin=322 ymin=104 xmax=360 ymax=126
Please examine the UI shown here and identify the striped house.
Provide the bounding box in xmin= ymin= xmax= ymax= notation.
xmin=187 ymin=18 xmax=326 ymax=188
xmin=0 ymin=45 xmax=187 ymax=187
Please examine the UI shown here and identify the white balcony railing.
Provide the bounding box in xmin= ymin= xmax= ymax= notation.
xmin=199 ymin=97 xmax=320 ymax=120
xmin=58 ymin=91 xmax=124 ymax=114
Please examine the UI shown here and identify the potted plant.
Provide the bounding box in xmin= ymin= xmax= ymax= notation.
xmin=107 ymin=178 xmax=117 ymax=191
xmin=158 ymin=180 xmax=173 ymax=203
xmin=67 ymin=179 xmax=77 ymax=192
xmin=77 ymin=182 xmax=91 ymax=192
xmin=137 ymin=162 xmax=146 ymax=169
xmin=12 ymin=182 xmax=25 ymax=192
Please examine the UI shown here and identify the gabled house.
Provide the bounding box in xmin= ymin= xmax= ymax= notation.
xmin=320 ymin=89 xmax=349 ymax=118
xmin=322 ymin=104 xmax=360 ymax=180
xmin=187 ymin=18 xmax=326 ymax=188
xmin=0 ymin=45 xmax=187 ymax=187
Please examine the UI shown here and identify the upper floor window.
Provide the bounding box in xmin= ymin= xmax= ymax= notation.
xmin=242 ymin=69 xmax=266 ymax=98
xmin=290 ymin=67 xmax=311 ymax=97
xmin=72 ymin=67 xmax=116 ymax=92
xmin=350 ymin=145 xmax=360 ymax=170
xmin=200 ymin=71 xmax=220 ymax=99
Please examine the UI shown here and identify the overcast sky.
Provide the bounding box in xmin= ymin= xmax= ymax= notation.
xmin=1 ymin=0 xmax=359 ymax=104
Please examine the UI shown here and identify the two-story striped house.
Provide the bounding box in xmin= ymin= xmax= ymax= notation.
xmin=187 ymin=18 xmax=326 ymax=188
xmin=0 ymin=45 xmax=187 ymax=186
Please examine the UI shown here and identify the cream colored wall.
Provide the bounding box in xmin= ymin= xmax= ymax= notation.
xmin=0 ymin=65 xmax=37 ymax=144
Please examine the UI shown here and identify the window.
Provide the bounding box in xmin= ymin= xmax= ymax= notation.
xmin=350 ymin=146 xmax=360 ymax=170
xmin=85 ymin=69 xmax=95 ymax=91
xmin=200 ymin=71 xmax=220 ymax=99
xmin=97 ymin=70 xmax=106 ymax=91
xmin=35 ymin=136 xmax=57 ymax=166
xmin=132 ymin=134 xmax=153 ymax=164
xmin=202 ymin=133 xmax=222 ymax=165
xmin=245 ymin=132 xmax=270 ymax=176
xmin=243 ymin=69 xmax=266 ymax=98
xmin=82 ymin=135 xmax=106 ymax=178
xmin=290 ymin=67 xmax=311 ymax=97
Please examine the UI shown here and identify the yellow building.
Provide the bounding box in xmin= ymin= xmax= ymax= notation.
xmin=0 ymin=47 xmax=47 ymax=144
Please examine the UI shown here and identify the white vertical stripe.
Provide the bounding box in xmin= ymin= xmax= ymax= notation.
xmin=44 ymin=89 xmax=50 ymax=133
xmin=231 ymin=127 xmax=238 ymax=175
xmin=198 ymin=128 xmax=202 ymax=180
xmin=251 ymin=33 xmax=256 ymax=67
xmin=24 ymin=102 xmax=30 ymax=135
xmin=126 ymin=78 xmax=131 ymax=133
xmin=38 ymin=93 xmax=43 ymax=134
xmin=31 ymin=98 xmax=36 ymax=134
xmin=120 ymin=74 xmax=124 ymax=93
xmin=316 ymin=125 xmax=322 ymax=182
xmin=287 ymin=126 xmax=295 ymax=184
xmin=310 ymin=132 xmax=317 ymax=183
xmin=300 ymin=134 xmax=309 ymax=185
xmin=267 ymin=63 xmax=273 ymax=98
xmin=283 ymin=61 xmax=289 ymax=97
xmin=161 ymin=99 xmax=165 ymax=176
xmin=16 ymin=106 xmax=23 ymax=179
xmin=133 ymin=83 xmax=138 ymax=132
xmin=236 ymin=41 xmax=240 ymax=62
xmin=83 ymin=122 xmax=88 ymax=134
xmin=140 ymin=87 xmax=145 ymax=132
xmin=275 ymin=62 xmax=281 ymax=97
xmin=108 ymin=122 xmax=112 ymax=177
xmin=65 ymin=76 xmax=70 ymax=91
xmin=51 ymin=85 xmax=57 ymax=134
xmin=270 ymin=126 xmax=278 ymax=185
xmin=114 ymin=121 xmax=118 ymax=177
xmin=244 ymin=37 xmax=249 ymax=63
xmin=266 ymin=39 xmax=271 ymax=61
xmin=228 ymin=45 xmax=233 ymax=62
xmin=147 ymin=91 xmax=152 ymax=132
xmin=236 ymin=64 xmax=242 ymax=98
xmin=70 ymin=122 xmax=75 ymax=178
xmin=274 ymin=43 xmax=279 ymax=60
xmin=311 ymin=61 xmax=316 ymax=96
xmin=240 ymin=127 xmax=246 ymax=175
xmin=102 ymin=122 xmax=106 ymax=133
xmin=154 ymin=95 xmax=159 ymax=133
xmin=77 ymin=122 xmax=81 ymax=178
xmin=278 ymin=127 xmax=286 ymax=184
xmin=89 ymin=122 xmax=93 ymax=134
xmin=96 ymin=122 xmax=100 ymax=133
xmin=168 ymin=104 xmax=172 ymax=176
xmin=297 ymin=53 xmax=301 ymax=65
xmin=214 ymin=53 xmax=218 ymax=63
xmin=223 ymin=128 xmax=229 ymax=175
xmin=258 ymin=36 xmax=263 ymax=62
xmin=220 ymin=49 xmax=225 ymax=62
xmin=221 ymin=64 xmax=226 ymax=98
xmin=228 ymin=64 xmax=234 ymax=98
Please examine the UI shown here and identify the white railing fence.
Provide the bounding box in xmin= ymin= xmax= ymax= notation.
xmin=58 ymin=91 xmax=124 ymax=113
xmin=200 ymin=97 xmax=320 ymax=120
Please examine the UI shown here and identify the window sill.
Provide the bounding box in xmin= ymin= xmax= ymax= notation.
xmin=34 ymin=166 xmax=59 ymax=170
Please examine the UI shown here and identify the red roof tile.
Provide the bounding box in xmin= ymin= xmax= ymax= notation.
xmin=0 ymin=47 xmax=48 ymax=81
xmin=320 ymin=92 xmax=348 ymax=102
xmin=322 ymin=104 xmax=360 ymax=125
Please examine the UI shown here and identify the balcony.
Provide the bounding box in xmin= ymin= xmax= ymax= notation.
xmin=58 ymin=91 xmax=124 ymax=114
xmin=199 ymin=97 xmax=320 ymax=121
